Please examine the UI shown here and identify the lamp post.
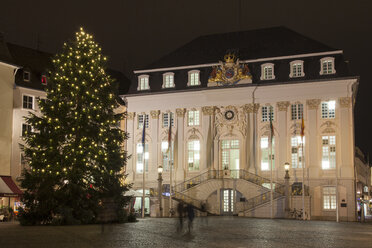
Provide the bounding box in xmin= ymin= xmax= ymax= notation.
xmin=158 ymin=165 xmax=163 ymax=218
xmin=284 ymin=162 xmax=290 ymax=218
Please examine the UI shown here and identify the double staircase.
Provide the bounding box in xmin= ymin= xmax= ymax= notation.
xmin=169 ymin=169 xmax=285 ymax=215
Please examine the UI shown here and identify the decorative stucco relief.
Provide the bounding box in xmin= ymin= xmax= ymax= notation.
xmin=306 ymin=99 xmax=321 ymax=110
xmin=215 ymin=105 xmax=247 ymax=138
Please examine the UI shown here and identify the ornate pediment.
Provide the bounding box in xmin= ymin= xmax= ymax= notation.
xmin=208 ymin=53 xmax=252 ymax=87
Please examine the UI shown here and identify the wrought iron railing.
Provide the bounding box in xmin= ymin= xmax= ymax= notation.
xmin=241 ymin=184 xmax=285 ymax=212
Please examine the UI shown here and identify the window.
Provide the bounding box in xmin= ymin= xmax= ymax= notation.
xmin=162 ymin=112 xmax=174 ymax=128
xmin=136 ymin=143 xmax=149 ymax=173
xmin=23 ymin=95 xmax=34 ymax=109
xmin=221 ymin=140 xmax=240 ymax=171
xmin=23 ymin=71 xmax=30 ymax=82
xmin=320 ymin=57 xmax=336 ymax=75
xmin=323 ymin=186 xmax=336 ymax=210
xmin=290 ymin=60 xmax=305 ymax=78
xmin=322 ymin=136 xmax=336 ymax=169
xmin=188 ymin=70 xmax=200 ymax=86
xmin=138 ymin=114 xmax=149 ymax=129
xmin=261 ymin=137 xmax=275 ymax=171
xmin=291 ymin=104 xmax=303 ymax=120
xmin=138 ymin=75 xmax=149 ymax=91
xmin=291 ymin=136 xmax=305 ymax=168
xmin=321 ymin=101 xmax=336 ymax=119
xmin=188 ymin=110 xmax=199 ymax=126
xmin=161 ymin=141 xmax=174 ymax=171
xmin=22 ymin=123 xmax=32 ymax=136
xmin=162 ymin=73 xmax=175 ymax=88
xmin=188 ymin=140 xmax=200 ymax=171
xmin=261 ymin=63 xmax=275 ymax=80
xmin=262 ymin=106 xmax=274 ymax=122
xmin=41 ymin=74 xmax=47 ymax=85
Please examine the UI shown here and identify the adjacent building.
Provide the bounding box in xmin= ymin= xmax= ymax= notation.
xmin=123 ymin=26 xmax=366 ymax=221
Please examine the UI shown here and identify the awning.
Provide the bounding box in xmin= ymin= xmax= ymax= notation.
xmin=0 ymin=176 xmax=23 ymax=197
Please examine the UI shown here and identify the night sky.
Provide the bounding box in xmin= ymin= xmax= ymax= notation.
xmin=1 ymin=0 xmax=371 ymax=159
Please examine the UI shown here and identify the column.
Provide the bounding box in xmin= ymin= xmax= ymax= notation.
xmin=306 ymin=99 xmax=321 ymax=178
xmin=150 ymin=110 xmax=160 ymax=182
xmin=126 ymin=112 xmax=135 ymax=182
xmin=276 ymin=101 xmax=289 ymax=180
xmin=339 ymin=97 xmax=353 ymax=178
xmin=243 ymin=103 xmax=260 ymax=174
xmin=175 ymin=108 xmax=186 ymax=181
xmin=202 ymin=106 xmax=215 ymax=171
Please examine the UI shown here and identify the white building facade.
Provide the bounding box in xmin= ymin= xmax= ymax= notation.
xmin=123 ymin=27 xmax=362 ymax=221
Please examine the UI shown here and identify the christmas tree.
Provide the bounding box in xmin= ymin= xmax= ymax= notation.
xmin=20 ymin=28 xmax=131 ymax=225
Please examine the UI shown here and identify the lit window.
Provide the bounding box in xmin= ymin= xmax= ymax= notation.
xmin=262 ymin=106 xmax=274 ymax=122
xmin=261 ymin=137 xmax=274 ymax=171
xmin=41 ymin=74 xmax=47 ymax=85
xmin=291 ymin=136 xmax=305 ymax=168
xmin=163 ymin=73 xmax=175 ymax=88
xmin=162 ymin=112 xmax=174 ymax=128
xmin=321 ymin=101 xmax=336 ymax=119
xmin=261 ymin=63 xmax=275 ymax=80
xmin=23 ymin=71 xmax=30 ymax=82
xmin=188 ymin=140 xmax=200 ymax=171
xmin=138 ymin=114 xmax=149 ymax=129
xmin=161 ymin=141 xmax=174 ymax=171
xmin=188 ymin=110 xmax=199 ymax=126
xmin=290 ymin=60 xmax=305 ymax=78
xmin=23 ymin=95 xmax=34 ymax=109
xmin=322 ymin=136 xmax=336 ymax=169
xmin=22 ymin=123 xmax=32 ymax=136
xmin=188 ymin=70 xmax=200 ymax=86
xmin=136 ymin=143 xmax=149 ymax=173
xmin=138 ymin=75 xmax=149 ymax=91
xmin=323 ymin=186 xmax=336 ymax=210
xmin=291 ymin=104 xmax=303 ymax=120
xmin=320 ymin=57 xmax=335 ymax=75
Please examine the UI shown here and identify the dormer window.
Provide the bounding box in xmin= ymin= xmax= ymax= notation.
xmin=41 ymin=74 xmax=47 ymax=85
xmin=137 ymin=75 xmax=150 ymax=91
xmin=162 ymin=72 xmax=175 ymax=88
xmin=290 ymin=60 xmax=305 ymax=78
xmin=188 ymin=70 xmax=200 ymax=86
xmin=23 ymin=71 xmax=30 ymax=82
xmin=260 ymin=63 xmax=275 ymax=80
xmin=320 ymin=57 xmax=336 ymax=75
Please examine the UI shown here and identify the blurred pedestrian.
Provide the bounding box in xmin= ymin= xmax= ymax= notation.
xmin=177 ymin=201 xmax=184 ymax=232
xmin=187 ymin=204 xmax=194 ymax=233
xmin=200 ymin=201 xmax=208 ymax=226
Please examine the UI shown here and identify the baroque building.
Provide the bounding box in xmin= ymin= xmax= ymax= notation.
xmin=123 ymin=27 xmax=366 ymax=221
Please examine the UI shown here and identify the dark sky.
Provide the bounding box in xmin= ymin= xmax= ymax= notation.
xmin=1 ymin=0 xmax=371 ymax=158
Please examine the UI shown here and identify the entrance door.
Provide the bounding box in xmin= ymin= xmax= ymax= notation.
xmin=221 ymin=140 xmax=239 ymax=178
xmin=221 ymin=189 xmax=234 ymax=215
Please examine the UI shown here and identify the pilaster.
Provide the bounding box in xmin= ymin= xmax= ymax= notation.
xmin=176 ymin=108 xmax=186 ymax=180
xmin=306 ymin=99 xmax=321 ymax=178
xmin=338 ymin=97 xmax=353 ymax=178
xmin=126 ymin=112 xmax=135 ymax=182
xmin=202 ymin=106 xmax=215 ymax=171
xmin=276 ymin=101 xmax=289 ymax=179
xmin=150 ymin=110 xmax=160 ymax=181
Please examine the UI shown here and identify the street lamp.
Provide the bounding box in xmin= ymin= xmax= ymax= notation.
xmin=284 ymin=162 xmax=290 ymax=218
xmin=158 ymin=165 xmax=163 ymax=217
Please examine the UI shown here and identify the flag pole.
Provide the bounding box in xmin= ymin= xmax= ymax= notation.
xmin=141 ymin=117 xmax=146 ymax=218
xmin=168 ymin=119 xmax=173 ymax=217
xmin=301 ymin=117 xmax=305 ymax=220
xmin=269 ymin=113 xmax=273 ymax=219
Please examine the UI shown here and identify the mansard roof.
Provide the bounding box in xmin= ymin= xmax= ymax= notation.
xmin=127 ymin=26 xmax=353 ymax=96
xmin=140 ymin=26 xmax=338 ymax=70
xmin=1 ymin=41 xmax=131 ymax=94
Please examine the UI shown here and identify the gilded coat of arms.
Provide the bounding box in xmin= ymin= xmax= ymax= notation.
xmin=208 ymin=53 xmax=252 ymax=87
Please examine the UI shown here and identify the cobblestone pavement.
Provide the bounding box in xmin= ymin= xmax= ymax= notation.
xmin=1 ymin=217 xmax=372 ymax=248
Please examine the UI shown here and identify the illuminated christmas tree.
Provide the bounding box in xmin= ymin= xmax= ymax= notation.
xmin=20 ymin=28 xmax=130 ymax=225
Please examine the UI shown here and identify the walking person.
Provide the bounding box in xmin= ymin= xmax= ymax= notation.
xmin=177 ymin=201 xmax=184 ymax=232
xmin=186 ymin=204 xmax=194 ymax=234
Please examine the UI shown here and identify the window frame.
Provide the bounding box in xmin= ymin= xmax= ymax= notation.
xmin=187 ymin=140 xmax=200 ymax=171
xmin=22 ymin=94 xmax=34 ymax=110
xmin=291 ymin=136 xmax=305 ymax=169
xmin=321 ymin=100 xmax=336 ymax=119
xmin=291 ymin=103 xmax=304 ymax=120
xmin=260 ymin=63 xmax=275 ymax=80
xmin=320 ymin=57 xmax=336 ymax=75
xmin=260 ymin=136 xmax=275 ymax=171
xmin=136 ymin=143 xmax=149 ymax=173
xmin=137 ymin=75 xmax=150 ymax=91
xmin=162 ymin=72 xmax=175 ymax=88
xmin=138 ymin=114 xmax=149 ymax=129
xmin=261 ymin=106 xmax=274 ymax=122
xmin=23 ymin=70 xmax=30 ymax=82
xmin=162 ymin=112 xmax=174 ymax=128
xmin=321 ymin=135 xmax=336 ymax=170
xmin=21 ymin=123 xmax=32 ymax=137
xmin=187 ymin=110 xmax=200 ymax=126
xmin=187 ymin=70 xmax=200 ymax=86
xmin=323 ymin=186 xmax=337 ymax=210
xmin=161 ymin=140 xmax=174 ymax=171
xmin=289 ymin=60 xmax=305 ymax=78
